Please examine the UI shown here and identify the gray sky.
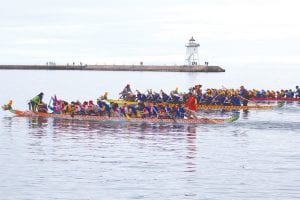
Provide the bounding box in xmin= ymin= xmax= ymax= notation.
xmin=1 ymin=0 xmax=300 ymax=67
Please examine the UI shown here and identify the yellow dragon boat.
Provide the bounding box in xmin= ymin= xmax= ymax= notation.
xmin=108 ymin=99 xmax=283 ymax=110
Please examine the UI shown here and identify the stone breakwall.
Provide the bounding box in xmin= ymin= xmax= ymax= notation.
xmin=0 ymin=64 xmax=225 ymax=72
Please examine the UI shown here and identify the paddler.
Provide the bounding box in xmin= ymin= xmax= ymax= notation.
xmin=185 ymin=92 xmax=197 ymax=111
xmin=183 ymin=92 xmax=198 ymax=119
xmin=136 ymin=90 xmax=147 ymax=102
xmin=296 ymin=86 xmax=300 ymax=98
xmin=239 ymin=86 xmax=249 ymax=106
xmin=231 ymin=93 xmax=241 ymax=106
xmin=194 ymin=84 xmax=202 ymax=96
xmin=99 ymin=92 xmax=108 ymax=100
xmin=29 ymin=92 xmax=44 ymax=112
xmin=120 ymin=84 xmax=133 ymax=100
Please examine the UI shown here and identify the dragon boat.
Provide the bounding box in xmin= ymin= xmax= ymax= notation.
xmin=1 ymin=105 xmax=239 ymax=125
xmin=196 ymin=104 xmax=283 ymax=110
xmin=108 ymin=99 xmax=283 ymax=110
xmin=250 ymin=97 xmax=300 ymax=102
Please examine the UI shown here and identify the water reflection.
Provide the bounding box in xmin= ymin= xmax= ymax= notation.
xmin=2 ymin=116 xmax=14 ymax=129
xmin=27 ymin=117 xmax=48 ymax=128
xmin=2 ymin=116 xmax=202 ymax=175
xmin=186 ymin=126 xmax=197 ymax=172
xmin=241 ymin=110 xmax=249 ymax=119
xmin=26 ymin=117 xmax=49 ymax=139
xmin=2 ymin=115 xmax=203 ymax=141
xmin=50 ymin=118 xmax=198 ymax=134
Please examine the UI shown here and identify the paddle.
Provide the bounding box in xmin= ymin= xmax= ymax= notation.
xmin=125 ymin=113 xmax=131 ymax=121
xmin=166 ymin=111 xmax=177 ymax=123
xmin=206 ymin=92 xmax=223 ymax=105
xmin=184 ymin=107 xmax=221 ymax=124
xmin=48 ymin=97 xmax=53 ymax=109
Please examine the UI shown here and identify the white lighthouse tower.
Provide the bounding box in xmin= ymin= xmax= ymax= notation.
xmin=185 ymin=37 xmax=200 ymax=66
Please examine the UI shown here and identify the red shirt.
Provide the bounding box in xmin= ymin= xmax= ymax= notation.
xmin=185 ymin=95 xmax=197 ymax=111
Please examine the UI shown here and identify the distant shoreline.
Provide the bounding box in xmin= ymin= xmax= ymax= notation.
xmin=0 ymin=64 xmax=225 ymax=72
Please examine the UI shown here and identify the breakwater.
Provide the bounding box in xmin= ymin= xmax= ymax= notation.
xmin=0 ymin=64 xmax=225 ymax=72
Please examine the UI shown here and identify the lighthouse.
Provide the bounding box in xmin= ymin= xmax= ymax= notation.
xmin=185 ymin=37 xmax=200 ymax=66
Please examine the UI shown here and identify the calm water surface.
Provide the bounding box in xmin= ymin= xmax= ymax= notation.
xmin=0 ymin=67 xmax=299 ymax=200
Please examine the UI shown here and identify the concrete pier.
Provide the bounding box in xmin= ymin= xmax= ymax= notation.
xmin=0 ymin=64 xmax=225 ymax=72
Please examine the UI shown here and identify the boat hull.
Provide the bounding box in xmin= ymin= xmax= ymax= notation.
xmin=11 ymin=110 xmax=237 ymax=124
xmin=250 ymin=97 xmax=300 ymax=102
xmin=196 ymin=104 xmax=274 ymax=110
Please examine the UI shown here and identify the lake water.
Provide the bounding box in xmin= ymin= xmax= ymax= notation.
xmin=0 ymin=66 xmax=299 ymax=200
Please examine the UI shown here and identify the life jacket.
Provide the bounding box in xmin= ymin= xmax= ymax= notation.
xmin=172 ymin=94 xmax=180 ymax=103
xmin=82 ymin=103 xmax=88 ymax=111
xmin=137 ymin=94 xmax=147 ymax=102
xmin=143 ymin=107 xmax=150 ymax=117
xmin=231 ymin=96 xmax=241 ymax=106
xmin=217 ymin=96 xmax=226 ymax=105
xmin=114 ymin=107 xmax=120 ymax=113
xmin=104 ymin=103 xmax=110 ymax=112
xmin=75 ymin=105 xmax=81 ymax=112
xmin=69 ymin=104 xmax=74 ymax=111
xmin=196 ymin=95 xmax=203 ymax=103
xmin=162 ymin=93 xmax=170 ymax=102
xmin=121 ymin=105 xmax=129 ymax=116
xmin=178 ymin=107 xmax=185 ymax=118
xmin=129 ymin=105 xmax=137 ymax=115
xmin=165 ymin=107 xmax=171 ymax=113
xmin=158 ymin=108 xmax=166 ymax=117
xmin=205 ymin=96 xmax=213 ymax=105
xmin=240 ymin=89 xmax=249 ymax=98
xmin=152 ymin=94 xmax=160 ymax=102
xmin=112 ymin=103 xmax=119 ymax=112
xmin=54 ymin=104 xmax=61 ymax=112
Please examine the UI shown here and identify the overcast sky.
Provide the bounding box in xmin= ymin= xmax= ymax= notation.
xmin=1 ymin=0 xmax=300 ymax=67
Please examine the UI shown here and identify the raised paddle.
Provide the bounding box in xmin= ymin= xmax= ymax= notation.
xmin=125 ymin=113 xmax=131 ymax=121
